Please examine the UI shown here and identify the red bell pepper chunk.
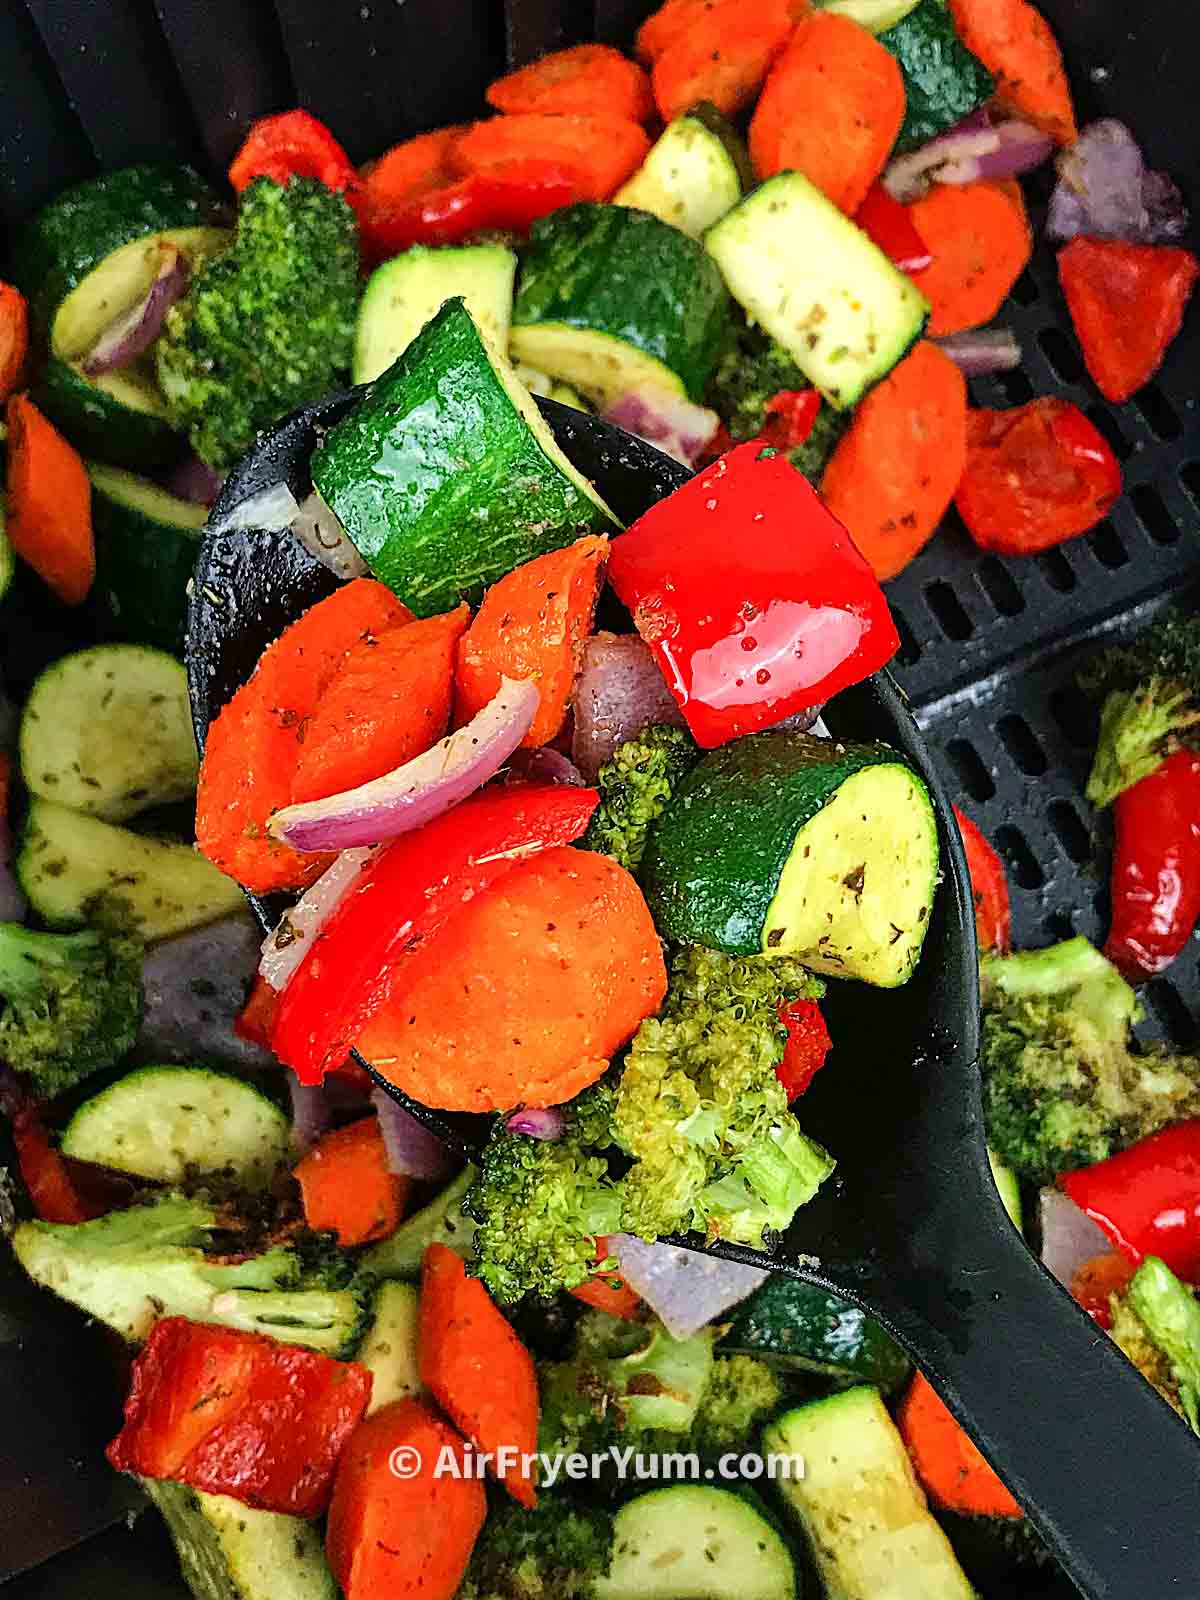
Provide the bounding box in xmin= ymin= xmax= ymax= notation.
xmin=8 ymin=1097 xmax=97 ymax=1224
xmin=1069 ymin=1251 xmax=1136 ymax=1330
xmin=1104 ymin=750 xmax=1200 ymax=981
xmin=1059 ymin=1120 xmax=1200 ymax=1283
xmin=107 ymin=1317 xmax=372 ymax=1517
xmin=359 ymin=164 xmax=576 ymax=261
xmin=234 ymin=975 xmax=280 ymax=1050
xmin=854 ymin=183 xmax=933 ymax=274
xmin=952 ymin=806 xmax=1012 ymax=954
xmin=776 ymin=998 xmax=832 ymax=1101
xmin=760 ymin=389 xmax=821 ymax=450
xmin=606 ymin=442 xmax=900 ymax=748
xmin=229 ymin=110 xmax=362 ymax=210
xmin=569 ymin=1236 xmax=643 ymax=1320
xmin=271 ymin=783 xmax=598 ymax=1085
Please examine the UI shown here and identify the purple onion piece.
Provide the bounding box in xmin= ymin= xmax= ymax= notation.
xmin=371 ymin=1087 xmax=452 ymax=1181
xmin=289 ymin=491 xmax=368 ymax=582
xmin=504 ymin=747 xmax=586 ymax=787
xmin=260 ymin=846 xmax=377 ymax=992
xmin=571 ymin=632 xmax=686 ymax=783
xmin=603 ymin=388 xmax=720 ymax=469
xmin=949 ymin=120 xmax=1054 ymax=185
xmin=883 ymin=114 xmax=1050 ymax=201
xmin=82 ymin=250 xmax=191 ymax=377
xmin=505 ymin=1106 xmax=567 ymax=1140
xmin=934 ymin=328 xmax=1022 ymax=377
xmin=167 ymin=454 xmax=226 ymax=508
xmin=288 ymin=1076 xmax=332 ymax=1157
xmin=1039 ymin=1188 xmax=1113 ymax=1291
xmin=268 ymin=676 xmax=539 ymax=853
xmin=1047 ymin=119 xmax=1190 ymax=244
xmin=768 ymin=704 xmax=823 ymax=736
xmin=612 ymin=1235 xmax=768 ymax=1340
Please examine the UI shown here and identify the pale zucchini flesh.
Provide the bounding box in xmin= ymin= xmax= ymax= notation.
xmin=89 ymin=462 xmax=209 ymax=531
xmin=142 ymin=1481 xmax=336 ymax=1600
xmin=353 ymin=243 xmax=518 ymax=384
xmin=705 ymin=172 xmax=929 ymax=409
xmin=53 ymin=228 xmax=229 ymax=360
xmin=0 ymin=497 xmax=12 ymax=603
xmin=509 ymin=324 xmax=687 ymax=411
xmin=594 ymin=1485 xmax=796 ymax=1600
xmin=20 ymin=643 xmax=200 ymax=821
xmin=361 ymin=1165 xmax=476 ymax=1278
xmin=614 ymin=114 xmax=743 ymax=238
xmin=821 ymin=0 xmax=922 ymax=31
xmin=358 ymin=1280 xmax=424 ymax=1413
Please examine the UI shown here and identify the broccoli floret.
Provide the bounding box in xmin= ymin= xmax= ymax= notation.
xmin=0 ymin=917 xmax=142 ymax=1097
xmin=683 ymin=1352 xmax=784 ymax=1454
xmin=464 ymin=1082 xmax=625 ymax=1304
xmin=156 ymin=177 xmax=360 ymax=468
xmin=615 ymin=947 xmax=834 ymax=1246
xmin=11 ymin=1192 xmax=370 ymax=1356
xmin=1108 ymin=1289 xmax=1184 ymax=1421
xmin=458 ymin=1496 xmax=613 ymax=1600
xmin=706 ymin=319 xmax=849 ymax=480
xmin=1124 ymin=1256 xmax=1200 ymax=1431
xmin=1080 ymin=613 xmax=1200 ymax=807
xmin=583 ymin=726 xmax=700 ymax=872
xmin=981 ymin=938 xmax=1200 ymax=1185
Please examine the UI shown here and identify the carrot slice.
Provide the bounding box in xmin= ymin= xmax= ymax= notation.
xmin=569 ymin=1238 xmax=643 ymax=1319
xmin=326 ymin=1398 xmax=486 ymax=1600
xmin=820 ymin=341 xmax=967 ymax=581
xmin=897 ymin=1371 xmax=1023 ymax=1518
xmin=5 ymin=394 xmax=94 ymax=606
xmin=419 ymin=1243 xmax=540 ymax=1507
xmin=294 ymin=1116 xmax=409 ymax=1248
xmin=452 ymin=115 xmax=650 ymax=203
xmin=907 ymin=181 xmax=1032 ymax=337
xmin=948 ymin=0 xmax=1076 ymax=144
xmin=650 ymin=0 xmax=801 ymax=123
xmin=454 ymin=538 xmax=607 ymax=749
xmin=357 ymin=846 xmax=668 ymax=1112
xmin=0 ymin=284 xmax=29 ymax=402
xmin=361 ymin=127 xmax=467 ymax=209
xmin=291 ymin=603 xmax=465 ymax=805
xmin=749 ymin=13 xmax=903 ymax=213
xmin=487 ymin=44 xmax=653 ymax=123
xmin=195 ymin=578 xmax=410 ymax=894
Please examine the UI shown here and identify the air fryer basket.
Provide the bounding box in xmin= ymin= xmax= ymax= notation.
xmin=0 ymin=1 xmax=1196 ymax=1595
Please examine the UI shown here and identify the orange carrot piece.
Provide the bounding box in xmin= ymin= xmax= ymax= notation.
xmin=749 ymin=12 xmax=904 ymax=213
xmin=907 ymin=180 xmax=1032 ymax=337
xmin=294 ymin=1116 xmax=409 ymax=1248
xmin=290 ymin=603 xmax=465 ymax=805
xmin=820 ymin=341 xmax=967 ymax=581
xmin=360 ymin=127 xmax=467 ymax=209
xmin=4 ymin=394 xmax=94 ymax=606
xmin=487 ymin=44 xmax=654 ymax=123
xmin=419 ymin=1243 xmax=540 ymax=1507
xmin=0 ymin=283 xmax=29 ymax=402
xmin=650 ymin=0 xmax=801 ymax=123
xmin=326 ymin=1398 xmax=486 ymax=1600
xmin=948 ymin=0 xmax=1076 ymax=144
xmin=452 ymin=115 xmax=650 ymax=203
xmin=897 ymin=1371 xmax=1023 ymax=1518
xmin=454 ymin=538 xmax=607 ymax=749
xmin=570 ymin=1238 xmax=644 ymax=1319
xmin=357 ymin=846 xmax=668 ymax=1113
xmin=195 ymin=578 xmax=411 ymax=895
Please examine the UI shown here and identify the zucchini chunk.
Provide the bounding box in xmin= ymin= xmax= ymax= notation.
xmin=61 ymin=1065 xmax=290 ymax=1190
xmin=513 ymin=363 xmax=591 ymax=411
xmin=361 ymin=1165 xmax=476 ymax=1278
xmin=142 ymin=1480 xmax=336 ymax=1600
xmin=0 ymin=498 xmax=12 ymax=604
xmin=765 ymin=1388 xmax=976 ymax=1598
xmin=705 ymin=172 xmax=928 ymax=410
xmin=89 ymin=464 xmax=207 ymax=656
xmin=641 ymin=731 xmax=939 ymax=987
xmin=312 ymin=298 xmax=615 ymax=616
xmin=721 ymin=1275 xmax=912 ymax=1391
xmin=510 ymin=203 xmax=732 ymax=407
xmin=11 ymin=166 xmax=229 ymax=467
xmin=614 ymin=105 xmax=748 ymax=237
xmin=352 ymin=242 xmax=518 ymax=384
xmin=18 ymin=797 xmax=243 ymax=938
xmin=20 ymin=643 xmax=199 ymax=820
xmin=821 ymin=0 xmax=922 ymax=31
xmin=879 ymin=0 xmax=996 ymax=153
xmin=357 ymin=1280 xmax=424 ymax=1413
xmin=593 ymin=1485 xmax=796 ymax=1600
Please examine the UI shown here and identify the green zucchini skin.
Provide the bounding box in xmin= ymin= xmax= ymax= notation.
xmin=89 ymin=466 xmax=207 ymax=655
xmin=641 ymin=732 xmax=896 ymax=955
xmin=0 ymin=500 xmax=12 ymax=605
xmin=720 ymin=1275 xmax=912 ymax=1391
xmin=34 ymin=357 xmax=181 ymax=470
xmin=511 ymin=203 xmax=732 ymax=403
xmin=312 ymin=298 xmax=614 ymax=617
xmin=879 ymin=0 xmax=996 ymax=154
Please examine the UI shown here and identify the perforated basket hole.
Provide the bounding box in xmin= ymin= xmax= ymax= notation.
xmin=1037 ymin=548 xmax=1077 ymax=592
xmin=994 ymin=823 xmax=1045 ymax=889
xmin=1143 ymin=980 xmax=1198 ymax=1049
xmin=1047 ymin=798 xmax=1092 ymax=863
xmin=976 ymin=557 xmax=1025 ymax=616
xmin=1087 ymin=521 xmax=1129 ymax=569
xmin=947 ymin=737 xmax=995 ymax=801
xmin=1133 ymin=383 xmax=1183 ymax=442
xmin=1049 ymin=682 xmax=1098 ymax=749
xmin=1010 ymin=267 xmax=1040 ymax=308
xmin=1086 ymin=405 xmax=1131 ymax=462
xmin=997 ymin=713 xmax=1047 ymax=775
xmin=1045 ymin=909 xmax=1077 ymax=943
xmin=891 ymin=605 xmax=921 ymax=667
xmin=1038 ymin=326 xmax=1086 ymax=385
xmin=1180 ymin=460 xmax=1200 ymax=508
xmin=1130 ymin=482 xmax=1180 ymax=545
xmin=995 ymin=367 xmax=1035 ymax=406
xmin=924 ymin=581 xmax=973 ymax=641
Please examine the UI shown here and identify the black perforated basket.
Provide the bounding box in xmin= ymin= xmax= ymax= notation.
xmin=0 ymin=2 xmax=1197 ymax=1595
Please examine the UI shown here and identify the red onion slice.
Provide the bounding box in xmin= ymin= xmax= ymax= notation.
xmin=288 ymin=1075 xmax=332 ymax=1157
xmin=1047 ymin=119 xmax=1190 ymax=245
xmin=883 ymin=115 xmax=1051 ymax=202
xmin=371 ymin=1087 xmax=452 ymax=1181
xmin=504 ymin=747 xmax=586 ymax=787
xmin=506 ymin=1106 xmax=567 ymax=1140
xmin=612 ymin=1235 xmax=768 ymax=1340
xmin=167 ymin=454 xmax=226 ymax=507
xmin=603 ymin=387 xmax=720 ymax=469
xmin=82 ymin=249 xmax=191 ymax=377
xmin=268 ymin=676 xmax=540 ymax=852
xmin=289 ymin=491 xmax=369 ymax=582
xmin=571 ymin=632 xmax=686 ymax=783
xmin=934 ymin=328 xmax=1022 ymax=376
xmin=1039 ymin=1187 xmax=1113 ymax=1291
xmin=260 ymin=846 xmax=378 ymax=992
